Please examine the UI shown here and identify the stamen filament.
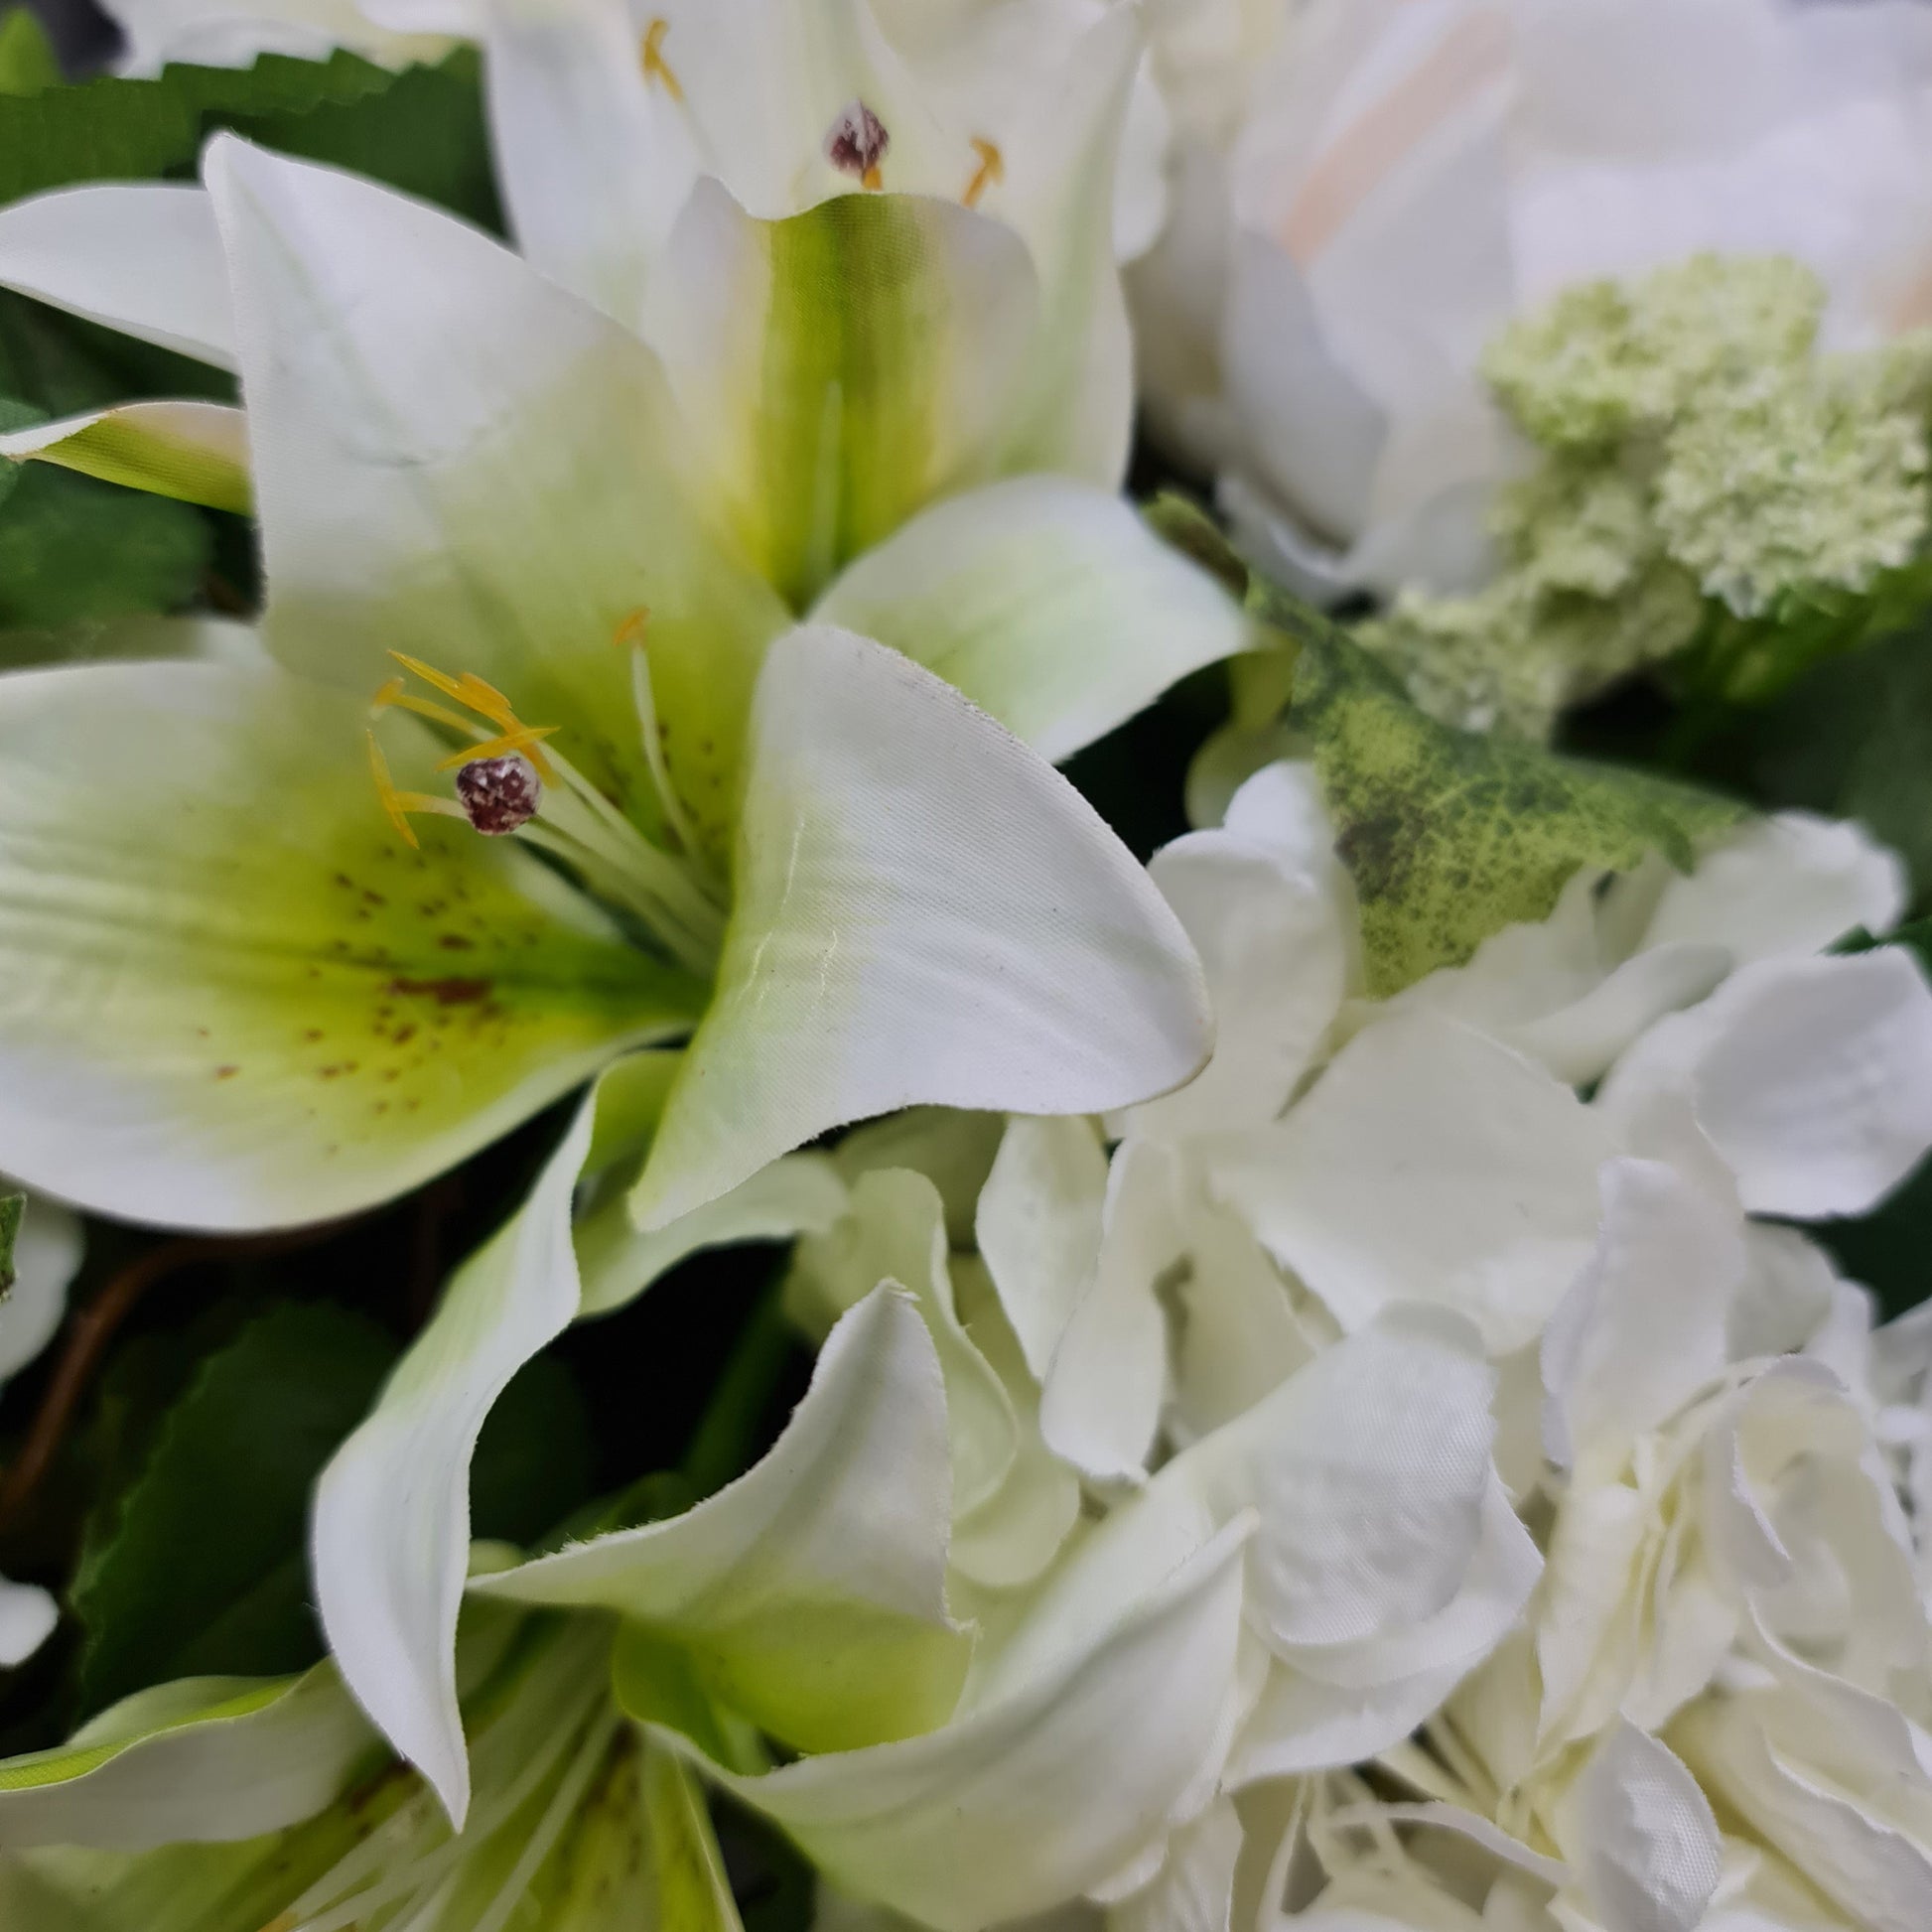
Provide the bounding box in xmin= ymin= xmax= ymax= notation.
xmin=963 ymin=136 xmax=1004 ymax=208
xmin=617 ymin=613 xmax=707 ymax=863
xmin=640 ymin=17 xmax=684 ymax=100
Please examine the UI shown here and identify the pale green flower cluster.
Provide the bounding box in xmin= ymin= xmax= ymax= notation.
xmin=1361 ymin=256 xmax=1932 ymax=737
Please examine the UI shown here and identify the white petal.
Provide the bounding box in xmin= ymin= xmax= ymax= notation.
xmin=0 ymin=1663 xmax=375 ymax=1851
xmin=632 ymin=626 xmax=1211 ymax=1228
xmin=975 ymin=1112 xmax=1107 ymax=1385
xmin=812 ymin=476 xmax=1252 ymax=765
xmin=783 ymin=1168 xmax=1017 ymax=1517
xmin=203 ymin=133 xmax=787 ymax=848
xmin=681 ymin=1519 xmax=1250 ymax=1932
xmin=314 ymin=1087 xmax=601 ymax=1827
xmin=1598 ymin=950 xmax=1932 ymax=1219
xmin=473 ymin=0 xmax=698 ymax=328
xmin=1217 ymin=1310 xmax=1497 ymax=1652
xmin=0 ymin=184 xmax=234 ymax=368
xmin=1562 ymin=1725 xmax=1722 ymax=1932
xmin=1207 ymin=1013 xmax=1612 ymax=1353
xmin=0 ymin=401 xmax=250 ymax=513
xmin=0 ymin=1578 xmax=55 ymax=1670
xmin=480 ymin=1287 xmax=971 ymax=1754
xmin=0 ymin=662 xmax=686 ymax=1232
xmin=643 ymin=176 xmax=1037 ymax=612
xmin=1131 ymin=819 xmax=1348 ymax=1140
xmin=1640 ymin=812 xmax=1905 ymax=967
xmin=1039 ymin=1138 xmax=1187 ymax=1483
xmin=1109 ymin=1797 xmax=1243 ymax=1932
xmin=1541 ymin=1159 xmax=1743 ymax=1470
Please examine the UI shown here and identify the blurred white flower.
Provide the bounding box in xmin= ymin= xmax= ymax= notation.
xmin=1133 ymin=0 xmax=1932 ymax=601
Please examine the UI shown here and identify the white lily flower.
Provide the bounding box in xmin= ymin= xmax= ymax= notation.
xmin=0 ymin=129 xmax=1243 ymax=1824
xmin=1131 ymin=0 xmax=1932 ymax=598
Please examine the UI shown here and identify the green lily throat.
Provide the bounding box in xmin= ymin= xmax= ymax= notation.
xmin=366 ymin=640 xmax=728 ymax=980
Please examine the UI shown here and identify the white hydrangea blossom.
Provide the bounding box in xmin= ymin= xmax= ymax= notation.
xmin=754 ymin=772 xmax=1932 ymax=1932
xmin=1129 ymin=0 xmax=1932 ymax=604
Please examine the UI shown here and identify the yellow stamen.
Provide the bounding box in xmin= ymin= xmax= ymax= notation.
xmin=613 ymin=606 xmax=650 ymax=649
xmin=640 ymin=17 xmax=684 ymax=101
xmin=963 ymin=136 xmax=1003 ymax=209
xmin=861 ymin=163 xmax=883 ymax=192
xmin=432 ymin=723 xmax=560 ymax=772
xmin=383 ymin=650 xmax=558 ymax=779
xmin=372 ymin=676 xmax=479 ymax=737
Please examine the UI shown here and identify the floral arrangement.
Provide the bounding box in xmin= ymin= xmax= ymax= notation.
xmin=0 ymin=2 xmax=1929 ymax=1929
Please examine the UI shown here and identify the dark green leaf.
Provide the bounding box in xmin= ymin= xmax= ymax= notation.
xmin=229 ymin=49 xmax=499 ymax=231
xmin=1266 ymin=590 xmax=1743 ymax=996
xmin=0 ymin=47 xmax=496 ymax=227
xmin=472 ymin=1354 xmax=595 ymax=1549
xmin=0 ymin=50 xmax=392 ymax=204
xmin=0 ymin=465 xmax=209 ymax=628
xmin=1730 ymin=619 xmax=1932 ymax=914
xmin=0 ymin=9 xmax=58 ymax=98
xmin=70 ymin=1302 xmax=396 ymax=1714
xmin=0 ymin=1191 xmax=22 ymax=1295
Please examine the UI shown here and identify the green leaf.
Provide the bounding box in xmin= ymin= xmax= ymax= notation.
xmin=470 ymin=1353 xmax=594 ymax=1549
xmin=0 ymin=47 xmax=496 ymax=225
xmin=1262 ymin=586 xmax=1744 ymax=996
xmin=0 ymin=50 xmax=390 ymax=204
xmin=231 ymin=50 xmax=499 ymax=231
xmin=70 ymin=1302 xmax=396 ymax=1716
xmin=0 ymin=9 xmax=58 ymax=98
xmin=0 ymin=464 xmax=208 ymax=628
xmin=1727 ymin=617 xmax=1932 ymax=915
xmin=0 ymin=1190 xmax=21 ymax=1295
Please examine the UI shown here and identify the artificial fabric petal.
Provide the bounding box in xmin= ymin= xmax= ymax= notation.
xmin=478 ymin=1287 xmax=971 ymax=1754
xmin=0 ymin=184 xmax=234 ymax=369
xmin=0 ymin=402 xmax=250 ymax=514
xmin=0 ymin=661 xmax=691 ymax=1230
xmin=813 ymin=476 xmax=1251 ymax=764
xmin=632 ymin=626 xmax=1211 ymax=1229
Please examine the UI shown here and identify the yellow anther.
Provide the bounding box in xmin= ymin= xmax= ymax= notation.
xmin=383 ymin=651 xmax=558 ymax=780
xmin=640 ymin=18 xmax=684 ymax=101
xmin=433 ymin=723 xmax=560 ymax=772
xmin=963 ymin=137 xmax=1004 ymax=209
xmin=861 ymin=163 xmax=883 ymax=192
xmin=614 ymin=606 xmax=651 ymax=649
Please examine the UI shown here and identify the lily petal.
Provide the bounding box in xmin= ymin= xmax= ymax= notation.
xmin=472 ymin=0 xmax=699 ymax=330
xmin=812 ymin=477 xmax=1251 ymax=763
xmin=0 ymin=661 xmax=693 ymax=1229
xmin=0 ymin=183 xmax=234 ymax=369
xmin=312 ymin=1089 xmax=604 ymax=1830
xmin=0 ymin=1664 xmax=375 ymax=1852
xmin=203 ymin=134 xmax=789 ymax=847
xmin=674 ymin=1519 xmax=1250 ymax=1932
xmin=479 ymin=1286 xmax=971 ymax=1755
xmin=0 ymin=403 xmax=250 ymax=514
xmin=979 ymin=6 xmax=1142 ymax=485
xmin=644 ymin=177 xmax=1037 ymax=612
xmin=632 ymin=625 xmax=1212 ymax=1229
